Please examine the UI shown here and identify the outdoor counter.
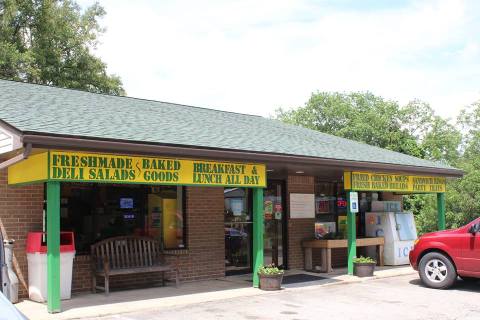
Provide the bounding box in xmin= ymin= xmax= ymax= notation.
xmin=302 ymin=237 xmax=385 ymax=273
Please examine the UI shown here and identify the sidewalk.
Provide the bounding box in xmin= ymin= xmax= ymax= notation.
xmin=16 ymin=266 xmax=416 ymax=320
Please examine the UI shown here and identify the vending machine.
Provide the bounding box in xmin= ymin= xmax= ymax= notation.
xmin=365 ymin=201 xmax=418 ymax=265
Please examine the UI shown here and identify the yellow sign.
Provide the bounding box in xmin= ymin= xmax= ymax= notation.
xmin=344 ymin=171 xmax=446 ymax=193
xmin=8 ymin=150 xmax=266 ymax=188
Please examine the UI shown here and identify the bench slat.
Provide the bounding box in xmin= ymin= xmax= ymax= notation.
xmin=120 ymin=240 xmax=126 ymax=268
xmin=131 ymin=238 xmax=136 ymax=268
xmin=147 ymin=240 xmax=152 ymax=266
xmin=126 ymin=238 xmax=132 ymax=268
xmin=109 ymin=241 xmax=115 ymax=269
xmin=138 ymin=239 xmax=144 ymax=267
xmin=95 ymin=264 xmax=173 ymax=276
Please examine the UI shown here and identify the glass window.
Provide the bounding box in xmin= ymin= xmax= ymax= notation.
xmin=224 ymin=188 xmax=252 ymax=274
xmin=58 ymin=183 xmax=186 ymax=254
xmin=314 ymin=181 xmax=351 ymax=239
xmin=147 ymin=186 xmax=185 ymax=250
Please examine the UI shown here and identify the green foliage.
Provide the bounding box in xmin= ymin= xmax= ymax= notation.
xmin=276 ymin=92 xmax=428 ymax=157
xmin=353 ymin=256 xmax=376 ymax=264
xmin=276 ymin=91 xmax=478 ymax=234
xmin=258 ymin=264 xmax=284 ymax=275
xmin=0 ymin=0 xmax=124 ymax=95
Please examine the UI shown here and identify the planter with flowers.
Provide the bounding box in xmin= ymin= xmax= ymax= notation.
xmin=353 ymin=256 xmax=376 ymax=277
xmin=258 ymin=264 xmax=284 ymax=290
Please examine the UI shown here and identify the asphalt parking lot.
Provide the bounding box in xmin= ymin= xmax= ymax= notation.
xmin=88 ymin=274 xmax=480 ymax=320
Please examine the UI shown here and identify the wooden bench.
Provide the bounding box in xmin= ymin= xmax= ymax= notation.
xmin=91 ymin=236 xmax=179 ymax=295
xmin=302 ymin=237 xmax=385 ymax=273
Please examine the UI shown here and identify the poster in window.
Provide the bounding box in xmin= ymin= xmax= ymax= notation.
xmin=316 ymin=197 xmax=330 ymax=214
xmin=147 ymin=194 xmax=162 ymax=238
xmin=274 ymin=203 xmax=282 ymax=220
xmin=163 ymin=198 xmax=178 ymax=248
xmin=315 ymin=222 xmax=336 ymax=239
xmin=264 ymin=200 xmax=273 ymax=220
xmin=338 ymin=215 xmax=347 ymax=238
xmin=230 ymin=198 xmax=244 ymax=216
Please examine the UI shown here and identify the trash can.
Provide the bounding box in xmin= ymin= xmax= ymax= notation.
xmin=26 ymin=232 xmax=75 ymax=302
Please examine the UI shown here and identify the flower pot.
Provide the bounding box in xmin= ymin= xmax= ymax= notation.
xmin=258 ymin=273 xmax=283 ymax=290
xmin=353 ymin=262 xmax=375 ymax=277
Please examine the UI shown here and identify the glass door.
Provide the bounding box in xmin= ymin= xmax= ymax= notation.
xmin=224 ymin=188 xmax=252 ymax=274
xmin=264 ymin=181 xmax=286 ymax=268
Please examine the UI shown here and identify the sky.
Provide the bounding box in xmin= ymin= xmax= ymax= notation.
xmin=78 ymin=0 xmax=480 ymax=119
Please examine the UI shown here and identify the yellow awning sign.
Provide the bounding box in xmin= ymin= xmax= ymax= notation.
xmin=8 ymin=150 xmax=266 ymax=188
xmin=344 ymin=171 xmax=446 ymax=193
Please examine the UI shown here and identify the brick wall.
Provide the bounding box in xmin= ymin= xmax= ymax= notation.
xmin=0 ymin=169 xmax=44 ymax=298
xmin=178 ymin=186 xmax=225 ymax=281
xmin=0 ymin=169 xmax=226 ymax=297
xmin=286 ymin=175 xmax=315 ymax=269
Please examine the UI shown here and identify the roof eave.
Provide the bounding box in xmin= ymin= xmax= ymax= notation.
xmin=20 ymin=132 xmax=464 ymax=178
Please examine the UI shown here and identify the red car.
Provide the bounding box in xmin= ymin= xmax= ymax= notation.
xmin=409 ymin=217 xmax=480 ymax=289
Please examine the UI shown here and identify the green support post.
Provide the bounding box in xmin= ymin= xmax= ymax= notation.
xmin=437 ymin=193 xmax=446 ymax=231
xmin=347 ymin=191 xmax=356 ymax=275
xmin=252 ymin=188 xmax=264 ymax=287
xmin=47 ymin=181 xmax=61 ymax=313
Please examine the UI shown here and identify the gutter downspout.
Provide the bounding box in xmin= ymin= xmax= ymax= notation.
xmin=0 ymin=143 xmax=32 ymax=170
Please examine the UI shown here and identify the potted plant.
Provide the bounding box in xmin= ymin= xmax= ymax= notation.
xmin=258 ymin=264 xmax=284 ymax=290
xmin=353 ymin=256 xmax=376 ymax=277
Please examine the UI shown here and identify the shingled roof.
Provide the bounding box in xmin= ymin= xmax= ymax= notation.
xmin=0 ymin=80 xmax=461 ymax=175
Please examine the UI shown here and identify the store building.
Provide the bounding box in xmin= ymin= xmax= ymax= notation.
xmin=0 ymin=80 xmax=462 ymax=313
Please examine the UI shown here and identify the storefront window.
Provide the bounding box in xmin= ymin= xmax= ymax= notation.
xmin=314 ymin=180 xmax=378 ymax=239
xmin=264 ymin=181 xmax=285 ymax=268
xmin=314 ymin=181 xmax=338 ymax=239
xmin=224 ymin=188 xmax=252 ymax=274
xmin=58 ymin=183 xmax=185 ymax=254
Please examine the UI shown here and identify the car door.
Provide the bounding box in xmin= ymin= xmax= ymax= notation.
xmin=459 ymin=218 xmax=480 ymax=275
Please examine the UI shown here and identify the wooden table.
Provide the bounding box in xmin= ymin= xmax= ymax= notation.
xmin=301 ymin=237 xmax=385 ymax=273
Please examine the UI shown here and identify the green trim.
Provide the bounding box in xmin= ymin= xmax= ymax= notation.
xmin=10 ymin=177 xmax=266 ymax=188
xmin=47 ymin=181 xmax=61 ymax=313
xmin=437 ymin=193 xmax=446 ymax=230
xmin=46 ymin=177 xmax=266 ymax=188
xmin=347 ymin=191 xmax=356 ymax=275
xmin=252 ymin=188 xmax=264 ymax=287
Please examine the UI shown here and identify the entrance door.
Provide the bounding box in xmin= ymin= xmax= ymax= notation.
xmin=264 ymin=181 xmax=286 ymax=268
xmin=459 ymin=219 xmax=480 ymax=276
xmin=224 ymin=188 xmax=252 ymax=274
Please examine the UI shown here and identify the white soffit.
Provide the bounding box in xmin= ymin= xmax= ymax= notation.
xmin=0 ymin=122 xmax=21 ymax=155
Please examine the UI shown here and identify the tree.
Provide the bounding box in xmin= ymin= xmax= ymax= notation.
xmin=276 ymin=92 xmax=424 ymax=157
xmin=276 ymin=91 xmax=469 ymax=235
xmin=0 ymin=0 xmax=124 ymax=95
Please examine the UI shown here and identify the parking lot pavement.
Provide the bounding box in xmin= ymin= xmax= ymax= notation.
xmin=86 ymin=274 xmax=480 ymax=320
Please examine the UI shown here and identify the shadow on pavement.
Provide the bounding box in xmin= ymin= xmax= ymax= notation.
xmin=409 ymin=277 xmax=480 ymax=293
